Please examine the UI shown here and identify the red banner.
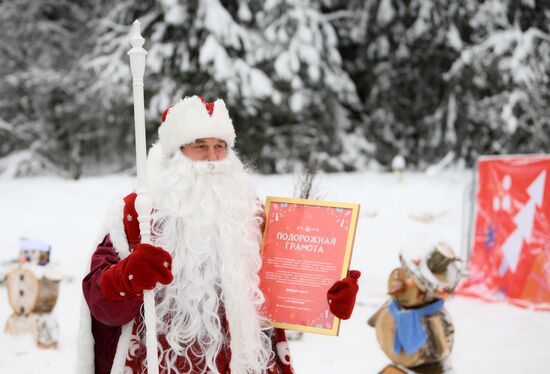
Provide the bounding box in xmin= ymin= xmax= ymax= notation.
xmin=458 ymin=155 xmax=550 ymax=310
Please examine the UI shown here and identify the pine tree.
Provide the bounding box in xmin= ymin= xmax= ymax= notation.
xmin=78 ymin=0 xmax=159 ymax=174
xmin=332 ymin=0 xmax=550 ymax=168
xmin=445 ymin=0 xmax=550 ymax=163
xmin=330 ymin=0 xmax=464 ymax=168
xmin=147 ymin=0 xmax=275 ymax=167
xmin=84 ymin=0 xmax=275 ymax=169
xmin=3 ymin=0 xmax=548 ymax=176
xmin=0 ymin=0 xmax=95 ymax=178
xmin=87 ymin=0 xmax=365 ymax=173
xmin=248 ymin=0 xmax=366 ymax=172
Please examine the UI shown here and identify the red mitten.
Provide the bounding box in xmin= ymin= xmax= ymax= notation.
xmin=100 ymin=243 xmax=173 ymax=300
xmin=327 ymin=270 xmax=361 ymax=320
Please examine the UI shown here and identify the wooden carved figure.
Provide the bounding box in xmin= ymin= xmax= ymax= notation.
xmin=368 ymin=242 xmax=464 ymax=374
xmin=4 ymin=255 xmax=61 ymax=349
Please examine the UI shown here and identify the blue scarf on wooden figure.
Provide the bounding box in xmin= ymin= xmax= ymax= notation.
xmin=389 ymin=299 xmax=444 ymax=355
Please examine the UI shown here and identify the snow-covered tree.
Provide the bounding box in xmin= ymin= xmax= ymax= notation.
xmin=445 ymin=0 xmax=550 ymax=163
xmin=84 ymin=0 xmax=277 ymax=170
xmin=0 ymin=0 xmax=89 ymax=177
xmin=249 ymin=0 xmax=368 ymax=172
xmin=327 ymin=0 xmax=550 ymax=168
xmin=147 ymin=0 xmax=276 ymax=168
xmin=2 ymin=0 xmax=549 ymax=176
xmin=329 ymin=0 xmax=465 ymax=167
xmin=86 ymin=0 xmax=369 ymax=173
xmin=0 ymin=0 xmax=124 ymax=178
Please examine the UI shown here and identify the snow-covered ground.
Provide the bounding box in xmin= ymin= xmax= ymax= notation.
xmin=1 ymin=170 xmax=549 ymax=373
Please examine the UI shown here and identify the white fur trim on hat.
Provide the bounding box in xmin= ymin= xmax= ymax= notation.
xmin=158 ymin=96 xmax=236 ymax=157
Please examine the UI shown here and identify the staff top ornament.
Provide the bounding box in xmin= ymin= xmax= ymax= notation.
xmin=128 ymin=20 xmax=147 ymax=82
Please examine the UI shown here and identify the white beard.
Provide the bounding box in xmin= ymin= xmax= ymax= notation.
xmin=148 ymin=148 xmax=272 ymax=374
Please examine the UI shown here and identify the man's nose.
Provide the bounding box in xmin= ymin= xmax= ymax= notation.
xmin=205 ymin=147 xmax=218 ymax=161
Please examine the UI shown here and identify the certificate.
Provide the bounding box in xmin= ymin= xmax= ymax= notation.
xmin=258 ymin=196 xmax=360 ymax=336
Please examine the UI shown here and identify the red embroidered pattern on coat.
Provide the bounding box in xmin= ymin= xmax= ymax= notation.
xmin=123 ymin=317 xmax=293 ymax=374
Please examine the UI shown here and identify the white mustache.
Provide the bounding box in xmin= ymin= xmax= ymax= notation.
xmin=192 ymin=158 xmax=232 ymax=175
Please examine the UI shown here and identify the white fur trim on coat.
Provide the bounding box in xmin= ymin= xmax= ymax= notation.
xmin=75 ymin=289 xmax=95 ymax=373
xmin=158 ymin=95 xmax=236 ymax=157
xmin=110 ymin=321 xmax=135 ymax=374
xmin=76 ymin=295 xmax=134 ymax=374
xmin=75 ymin=196 xmax=136 ymax=373
xmin=103 ymin=198 xmax=131 ymax=259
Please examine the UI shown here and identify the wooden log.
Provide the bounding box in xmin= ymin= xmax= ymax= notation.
xmin=375 ymin=307 xmax=421 ymax=367
xmin=4 ymin=313 xmax=59 ymax=349
xmin=387 ymin=267 xmax=428 ymax=308
xmin=6 ymin=267 xmax=60 ymax=315
xmin=427 ymin=243 xmax=456 ymax=277
xmin=374 ymin=304 xmax=454 ymax=368
xmin=34 ymin=313 xmax=59 ymax=349
xmin=4 ymin=313 xmax=36 ymax=335
xmin=379 ymin=362 xmax=451 ymax=374
xmin=379 ymin=364 xmax=408 ymax=374
xmin=426 ymin=316 xmax=451 ymax=359
xmin=368 ymin=300 xmax=390 ymax=328
xmin=19 ymin=249 xmax=50 ymax=266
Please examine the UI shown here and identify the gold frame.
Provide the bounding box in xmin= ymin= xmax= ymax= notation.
xmin=261 ymin=196 xmax=360 ymax=336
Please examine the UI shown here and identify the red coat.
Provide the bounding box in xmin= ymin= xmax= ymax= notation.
xmin=82 ymin=193 xmax=294 ymax=373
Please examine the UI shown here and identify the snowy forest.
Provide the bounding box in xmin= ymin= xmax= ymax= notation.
xmin=1 ymin=0 xmax=549 ymax=178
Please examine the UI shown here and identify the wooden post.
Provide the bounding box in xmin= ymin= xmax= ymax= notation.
xmin=427 ymin=243 xmax=456 ymax=274
xmin=128 ymin=20 xmax=158 ymax=374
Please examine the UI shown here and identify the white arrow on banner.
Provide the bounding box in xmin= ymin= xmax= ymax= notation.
xmin=499 ymin=170 xmax=546 ymax=274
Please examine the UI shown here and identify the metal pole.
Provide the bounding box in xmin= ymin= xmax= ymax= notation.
xmin=128 ymin=20 xmax=159 ymax=374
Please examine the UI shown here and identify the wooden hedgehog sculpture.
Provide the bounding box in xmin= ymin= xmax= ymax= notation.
xmin=368 ymin=242 xmax=464 ymax=374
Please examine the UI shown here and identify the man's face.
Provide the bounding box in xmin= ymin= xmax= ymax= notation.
xmin=180 ymin=137 xmax=228 ymax=161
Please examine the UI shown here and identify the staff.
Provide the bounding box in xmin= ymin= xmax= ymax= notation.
xmin=128 ymin=20 xmax=159 ymax=374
